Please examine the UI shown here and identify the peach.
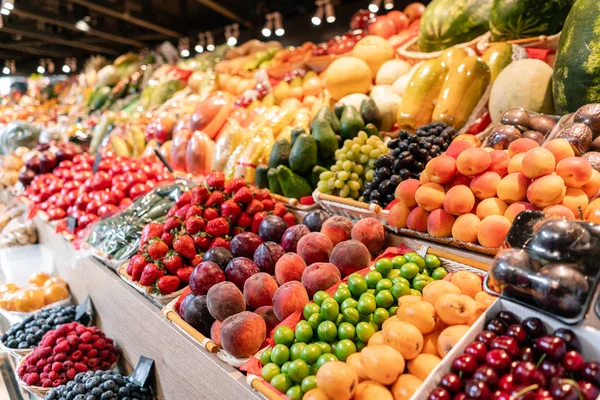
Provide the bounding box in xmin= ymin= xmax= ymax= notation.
xmin=451 ymin=214 xmax=480 ymax=243
xmin=321 ymin=216 xmax=354 ymax=245
xmin=427 ymin=209 xmax=455 ymax=238
xmin=330 ymin=240 xmax=371 ymax=276
xmin=543 ymin=139 xmax=575 ymax=164
xmin=507 ymin=153 xmax=525 ymax=174
xmin=527 ymin=174 xmax=567 ymax=208
xmin=476 ymin=198 xmax=508 ymax=219
xmin=426 ymin=155 xmax=457 ymax=184
xmin=582 ymin=169 xmax=600 ymax=197
xmin=488 ymin=150 xmax=511 ymax=177
xmin=388 ymin=202 xmax=412 ymax=228
xmin=407 ymin=207 xmax=430 ymax=232
xmin=211 ymin=320 xmax=222 ymax=347
xmin=220 ymin=311 xmax=266 ymax=358
xmin=555 ymin=157 xmax=593 ymax=188
xmin=544 ymin=205 xmax=575 ymax=220
xmin=470 ymin=172 xmax=501 ymax=200
xmin=561 ymin=188 xmax=589 ymax=218
xmin=255 ymin=305 xmax=280 ymax=335
xmin=453 ymin=133 xmax=481 ymax=146
xmin=272 ymin=281 xmax=309 ymax=321
xmin=584 ymin=198 xmax=600 ymax=223
xmin=445 ymin=140 xmax=476 ymax=159
xmin=302 ymin=262 xmax=342 ymax=296
xmin=415 ymin=183 xmax=445 ymax=212
xmin=207 ymin=281 xmax=246 ymax=321
xmin=419 ymin=169 xmax=432 ymax=184
xmin=395 ymin=179 xmax=421 ymax=207
xmin=477 ymin=215 xmax=511 ymax=248
xmin=443 ymin=185 xmax=475 ymax=216
xmin=456 ymin=148 xmax=491 ymax=176
xmin=297 ymin=232 xmax=333 ymax=264
xmin=497 ymin=173 xmax=530 ymax=204
xmin=351 ymin=217 xmax=385 ymax=252
xmin=243 ymin=272 xmax=278 ymax=308
xmin=274 ymin=253 xmax=307 ymax=285
xmin=521 ymin=147 xmax=556 ymax=179
xmin=508 ymin=138 xmax=539 ymax=157
xmin=504 ymin=201 xmax=536 ymax=223
xmin=446 ymin=174 xmax=472 ymax=190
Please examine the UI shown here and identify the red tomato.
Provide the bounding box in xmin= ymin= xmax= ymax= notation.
xmin=75 ymin=192 xmax=90 ymax=211
xmin=64 ymin=180 xmax=82 ymax=191
xmin=409 ymin=18 xmax=420 ymax=31
xmin=404 ymin=2 xmax=425 ymax=21
xmin=85 ymin=199 xmax=103 ymax=215
xmin=146 ymin=180 xmax=156 ymax=189
xmin=97 ymin=204 xmax=119 ymax=218
xmin=91 ymin=171 xmax=112 ymax=191
xmin=73 ymin=162 xmax=91 ymax=172
xmin=74 ymin=171 xmax=93 ymax=182
xmin=368 ymin=16 xmax=397 ymax=38
xmin=387 ymin=11 xmax=409 ymax=32
xmin=119 ymin=198 xmax=133 ymax=208
xmin=78 ymin=213 xmax=99 ymax=229
xmin=39 ymin=202 xmax=49 ymax=211
xmin=129 ymin=183 xmax=150 ymax=200
xmin=47 ymin=208 xmax=66 ymax=221
xmin=58 ymin=160 xmax=73 ymax=169
xmin=66 ymin=191 xmax=79 ymax=207
xmin=110 ymin=164 xmax=123 ymax=176
xmin=98 ymin=159 xmax=112 ymax=172
xmin=73 ymin=154 xmax=87 ymax=164
xmin=112 ymin=181 xmax=128 ymax=193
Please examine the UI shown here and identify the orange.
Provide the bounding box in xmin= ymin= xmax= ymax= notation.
xmin=44 ymin=284 xmax=69 ymax=305
xmin=14 ymin=288 xmax=45 ymax=312
xmin=0 ymin=283 xmax=20 ymax=294
xmin=43 ymin=277 xmax=68 ymax=288
xmin=28 ymin=272 xmax=52 ymax=287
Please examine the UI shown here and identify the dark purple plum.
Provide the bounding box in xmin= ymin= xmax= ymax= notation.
xmin=230 ymin=232 xmax=263 ymax=258
xmin=253 ymin=242 xmax=285 ymax=274
xmin=183 ymin=295 xmax=215 ymax=337
xmin=225 ymin=257 xmax=260 ymax=290
xmin=202 ymin=247 xmax=233 ymax=270
xmin=302 ymin=209 xmax=331 ymax=232
xmin=178 ymin=293 xmax=195 ymax=317
xmin=280 ymin=224 xmax=310 ymax=252
xmin=189 ymin=261 xmax=226 ymax=295
xmin=258 ymin=215 xmax=288 ymax=243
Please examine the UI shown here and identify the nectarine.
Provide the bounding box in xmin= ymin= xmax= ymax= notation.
xmin=497 ymin=173 xmax=530 ymax=204
xmin=395 ymin=179 xmax=421 ymax=207
xmin=425 ymin=155 xmax=457 ymax=184
xmin=451 ymin=214 xmax=480 ymax=243
xmin=406 ymin=207 xmax=430 ymax=232
xmin=456 ymin=148 xmax=491 ymax=177
xmin=443 ymin=185 xmax=475 ymax=215
xmin=477 ymin=215 xmax=511 ymax=248
xmin=415 ymin=183 xmax=445 ymax=212
xmin=470 ymin=172 xmax=501 ymax=200
xmin=427 ymin=209 xmax=455 ymax=237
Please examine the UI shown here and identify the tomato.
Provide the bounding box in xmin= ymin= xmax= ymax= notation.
xmin=97 ymin=204 xmax=119 ymax=218
xmin=112 ymin=181 xmax=128 ymax=193
xmin=73 ymin=171 xmax=92 ymax=182
xmin=97 ymin=159 xmax=112 ymax=172
xmin=75 ymin=192 xmax=90 ymax=210
xmin=47 ymin=208 xmax=66 ymax=221
xmin=78 ymin=213 xmax=99 ymax=229
xmin=110 ymin=163 xmax=123 ymax=176
xmin=129 ymin=172 xmax=148 ymax=184
xmin=112 ymin=189 xmax=125 ymax=203
xmin=119 ymin=198 xmax=133 ymax=208
xmin=368 ymin=16 xmax=397 ymax=38
xmin=404 ymin=2 xmax=425 ymax=21
xmin=129 ymin=183 xmax=150 ymax=200
xmin=73 ymin=154 xmax=87 ymax=164
xmin=146 ymin=180 xmax=156 ymax=189
xmin=85 ymin=199 xmax=103 ymax=215
xmin=39 ymin=202 xmax=49 ymax=211
xmin=64 ymin=180 xmax=81 ymax=191
xmin=91 ymin=171 xmax=112 ymax=191
xmin=73 ymin=162 xmax=91 ymax=172
xmin=387 ymin=11 xmax=409 ymax=32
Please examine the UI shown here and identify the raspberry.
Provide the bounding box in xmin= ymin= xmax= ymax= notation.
xmin=71 ymin=350 xmax=82 ymax=361
xmin=42 ymin=379 xmax=52 ymax=388
xmin=41 ymin=333 xmax=57 ymax=347
xmin=51 ymin=362 xmax=63 ymax=373
xmin=87 ymin=349 xmax=98 ymax=358
xmin=53 ymin=341 xmax=69 ymax=354
xmin=93 ymin=338 xmax=106 ymax=350
xmin=48 ymin=371 xmax=58 ymax=380
xmin=88 ymin=358 xmax=99 ymax=368
xmin=79 ymin=332 xmax=92 ymax=343
xmin=26 ymin=365 xmax=37 ymax=373
xmin=43 ymin=365 xmax=51 ymax=374
xmin=100 ymin=361 xmax=111 ymax=370
xmin=75 ymin=324 xmax=87 ymax=335
xmin=18 ymin=366 xmax=26 ymax=375
xmin=54 ymin=353 xmax=67 ymax=362
xmin=73 ymin=363 xmax=88 ymax=373
xmin=108 ymin=353 xmax=118 ymax=365
xmin=67 ymin=335 xmax=79 ymax=347
xmin=24 ymin=372 xmax=39 ymax=386
xmin=82 ymin=356 xmax=89 ymax=364
xmin=90 ymin=334 xmax=99 ymax=342
xmin=36 ymin=360 xmax=46 ymax=368
xmin=78 ymin=344 xmax=92 ymax=352
xmin=22 ymin=373 xmax=29 ymax=381
xmin=47 ymin=356 xmax=54 ymax=364
xmin=37 ymin=346 xmax=52 ymax=358
xmin=52 ymin=380 xmax=61 ymax=387
xmin=66 ymin=368 xmax=76 ymax=380
xmin=28 ymin=355 xmax=39 ymax=365
xmin=40 ymin=372 xmax=48 ymax=380
xmin=99 ymin=350 xmax=109 ymax=360
xmin=62 ymin=360 xmax=73 ymax=369
xmin=55 ymin=325 xmax=70 ymax=337
xmin=56 ymin=337 xmax=67 ymax=344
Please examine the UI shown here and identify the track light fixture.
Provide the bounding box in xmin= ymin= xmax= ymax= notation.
xmin=325 ymin=0 xmax=335 ymax=23
xmin=226 ymin=23 xmax=239 ymax=46
xmin=262 ymin=13 xmax=273 ymax=37
xmin=178 ymin=37 xmax=190 ymax=58
xmin=3 ymin=60 xmax=14 ymax=75
xmin=273 ymin=12 xmax=284 ymax=36
xmin=313 ymin=1 xmax=335 ymax=25
xmin=205 ymin=31 xmax=215 ymax=51
xmin=195 ymin=33 xmax=205 ymax=53
xmin=369 ymin=0 xmax=382 ymax=13
xmin=384 ymin=0 xmax=394 ymax=10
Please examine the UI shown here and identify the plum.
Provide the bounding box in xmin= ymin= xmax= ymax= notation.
xmin=225 ymin=257 xmax=260 ymax=290
xmin=178 ymin=293 xmax=195 ymax=317
xmin=189 ymin=261 xmax=226 ymax=295
xmin=526 ymin=219 xmax=593 ymax=262
xmin=281 ymin=224 xmax=310 ymax=253
xmin=183 ymin=295 xmax=215 ymax=337
xmin=202 ymin=247 xmax=234 ymax=270
xmin=258 ymin=215 xmax=288 ymax=242
xmin=533 ymin=263 xmax=589 ymax=317
xmin=303 ymin=210 xmax=331 ymax=232
xmin=253 ymin=242 xmax=285 ymax=274
xmin=230 ymin=232 xmax=263 ymax=258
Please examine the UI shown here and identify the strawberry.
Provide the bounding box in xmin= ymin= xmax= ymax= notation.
xmin=210 ymin=237 xmax=230 ymax=250
xmin=252 ymin=211 xmax=267 ymax=234
xmin=246 ymin=199 xmax=264 ymax=215
xmin=162 ymin=252 xmax=183 ymax=275
xmin=236 ymin=212 xmax=252 ymax=228
xmin=173 ymin=234 xmax=196 ymax=259
xmin=260 ymin=189 xmax=272 ymax=201
xmin=157 ymin=276 xmax=181 ymax=295
xmin=194 ymin=234 xmax=211 ymax=251
xmin=204 ymin=207 xmax=219 ymax=221
xmin=206 ymin=172 xmax=225 ymax=190
xmin=283 ymin=212 xmax=296 ymax=227
xmin=191 ymin=186 xmax=210 ymax=205
xmin=185 ymin=216 xmax=206 ymax=235
xmin=205 ymin=191 xmax=224 ymax=208
xmin=232 ymin=186 xmax=253 ymax=204
xmin=186 ymin=205 xmax=203 ymax=219
xmin=128 ymin=254 xmax=147 ymax=280
xmin=175 ymin=191 xmax=192 ymax=208
xmin=273 ymin=202 xmax=287 ymax=217
xmin=139 ymin=263 xmax=164 ymax=286
xmin=140 ymin=223 xmax=163 ymax=247
xmin=161 ymin=232 xmax=173 ymax=247
xmin=206 ymin=217 xmax=230 ymax=237
xmin=164 ymin=217 xmax=181 ymax=233
xmin=261 ymin=199 xmax=274 ymax=211
xmin=176 ymin=266 xmax=194 ymax=283
xmin=221 ymin=200 xmax=241 ymax=221
xmin=175 ymin=204 xmax=191 ymax=219
xmin=191 ymin=254 xmax=203 ymax=267
xmin=166 ymin=205 xmax=178 ymax=217
xmin=231 ymin=226 xmax=244 ymax=235
xmin=224 ymin=178 xmax=247 ymax=194
xmin=147 ymin=239 xmax=169 ymax=260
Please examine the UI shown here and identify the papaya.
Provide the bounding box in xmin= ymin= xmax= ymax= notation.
xmin=340 ymin=105 xmax=365 ymax=141
xmin=482 ymin=43 xmax=512 ymax=82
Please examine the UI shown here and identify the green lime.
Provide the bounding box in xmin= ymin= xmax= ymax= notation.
xmin=400 ymin=262 xmax=420 ymax=280
xmin=336 ymin=313 xmax=344 ymax=326
xmin=315 ymin=342 xmax=331 ymax=354
xmin=392 ymin=255 xmax=407 ymax=269
xmin=295 ymin=321 xmax=313 ymax=343
xmin=337 ymin=322 xmax=356 ymax=341
xmin=335 ymin=339 xmax=357 ymax=361
xmin=320 ymin=298 xmax=340 ymax=322
xmin=303 ymin=303 xmax=320 ymax=320
xmin=317 ymin=321 xmax=338 ymax=342
xmin=357 ymin=293 xmax=376 ymax=315
xmin=410 ymin=289 xmax=422 ymax=296
xmin=365 ymin=271 xmax=383 ymax=289
xmin=261 ymin=363 xmax=280 ymax=382
xmin=404 ymin=252 xmax=426 ymax=271
xmin=309 ymin=364 xmax=318 ymax=376
xmin=333 ymin=287 xmax=352 ymax=304
xmin=260 ymin=348 xmax=272 ymax=366
xmin=386 ymin=269 xmax=402 ymax=280
xmin=376 ymin=278 xmax=393 ymax=292
xmin=288 ymin=359 xmax=310 ymax=383
xmin=307 ymin=313 xmax=323 ymax=331
xmin=375 ymin=258 xmax=393 ymax=276
xmin=290 ymin=342 xmax=307 ymax=360
xmin=391 ymin=282 xmax=411 ymax=299
xmin=355 ymin=340 xmax=366 ymax=351
xmin=330 ymin=340 xmax=339 ymax=354
xmin=367 ymin=288 xmax=376 ymax=296
xmin=313 ymin=291 xmax=330 ymax=306
xmin=281 ymin=361 xmax=291 ymax=374
xmin=420 ymin=269 xmax=430 ymax=277
xmin=338 ymin=283 xmax=348 ymax=290
xmin=412 ymin=277 xmax=432 ymax=292
xmin=392 ymin=276 xmax=410 ymax=286
xmin=340 ymin=297 xmax=358 ymax=311
xmin=342 ymin=307 xmax=360 ymax=325
xmin=301 ymin=375 xmax=318 ymax=393
xmin=375 ymin=290 xmax=394 ymax=308
xmin=270 ymin=373 xmax=292 ymax=393
xmin=315 ymin=353 xmax=338 ymax=370
xmin=274 ymin=326 xmax=295 ymax=347
xmin=388 ymin=305 xmax=398 ymax=315
xmin=425 ymin=254 xmax=441 ymax=270
xmin=373 ymin=307 xmax=390 ymax=325
xmin=271 ymin=344 xmax=290 ymax=365
xmin=348 ymin=275 xmax=368 ymax=297
xmin=356 ymin=321 xmax=376 ymax=342
xmin=360 ymin=313 xmax=373 ymax=323
xmin=432 ymin=267 xmax=448 ymax=280
xmin=300 ymin=343 xmax=322 ymax=364
xmin=286 ymin=385 xmax=303 ymax=400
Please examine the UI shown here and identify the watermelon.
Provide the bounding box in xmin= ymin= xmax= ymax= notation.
xmin=489 ymin=0 xmax=572 ymax=41
xmin=418 ymin=0 xmax=492 ymax=53
xmin=553 ymin=0 xmax=600 ymax=114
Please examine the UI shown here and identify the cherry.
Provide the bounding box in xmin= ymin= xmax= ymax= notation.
xmin=511 ymin=384 xmax=537 ymax=400
xmin=473 ymin=365 xmax=499 ymax=386
xmin=506 ymin=324 xmax=527 ymax=344
xmin=535 ymin=336 xmax=567 ymax=361
xmin=539 ymin=359 xmax=565 ymax=379
xmin=486 ymin=319 xmax=508 ymax=336
xmin=497 ymin=373 xmax=515 ymax=392
xmin=513 ymin=361 xmax=538 ymax=384
xmin=475 ymin=331 xmax=497 ymax=347
xmin=427 ymin=388 xmax=451 ymax=400
xmin=452 ymin=354 xmax=478 ymax=376
xmin=452 ymin=394 xmax=468 ymax=400
xmin=553 ymin=328 xmax=581 ymax=352
xmin=523 ymin=317 xmax=546 ymax=339
xmin=562 ymin=350 xmax=584 ymax=372
xmin=534 ymin=389 xmax=553 ymax=400
xmin=464 ymin=342 xmax=488 ymax=363
xmin=520 ymin=347 xmax=535 ymax=362
xmin=492 ymin=391 xmax=511 ymax=400
xmin=582 ymin=362 xmax=600 ymax=386
xmin=497 ymin=311 xmax=520 ymax=326
xmin=464 ymin=380 xmax=491 ymax=399
xmin=486 ymin=349 xmax=512 ymax=371
xmin=491 ymin=336 xmax=520 ymax=358
xmin=440 ymin=372 xmax=461 ymax=394
xmin=578 ymin=380 xmax=600 ymax=400
xmin=549 ymin=377 xmax=580 ymax=400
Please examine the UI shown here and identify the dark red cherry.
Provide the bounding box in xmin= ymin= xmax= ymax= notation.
xmin=475 ymin=330 xmax=497 ymax=347
xmin=534 ymin=389 xmax=553 ymax=400
xmin=440 ymin=372 xmax=461 ymax=394
xmin=497 ymin=373 xmax=515 ymax=392
xmin=523 ymin=317 xmax=546 ymax=339
xmin=513 ymin=361 xmax=538 ymax=384
xmin=452 ymin=354 xmax=478 ymax=376
xmin=520 ymin=347 xmax=535 ymax=362
xmin=464 ymin=341 xmax=488 ymax=363
xmin=492 ymin=391 xmax=511 ymax=400
xmin=582 ymin=362 xmax=600 ymax=386
xmin=549 ymin=377 xmax=580 ymax=400
xmin=578 ymin=380 xmax=600 ymax=400
xmin=496 ymin=311 xmax=520 ymax=326
xmin=452 ymin=394 xmax=468 ymax=400
xmin=553 ymin=328 xmax=581 ymax=352
xmin=427 ymin=387 xmax=451 ymax=400
xmin=473 ymin=365 xmax=499 ymax=386
xmin=539 ymin=359 xmax=565 ymax=379
xmin=464 ymin=380 xmax=491 ymax=399
xmin=535 ymin=336 xmax=567 ymax=361
xmin=506 ymin=324 xmax=527 ymax=344
xmin=486 ymin=349 xmax=512 ymax=371
xmin=486 ymin=319 xmax=508 ymax=336
xmin=491 ymin=336 xmax=520 ymax=358
xmin=562 ymin=351 xmax=584 ymax=372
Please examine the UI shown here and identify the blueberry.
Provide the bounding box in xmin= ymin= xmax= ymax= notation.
xmin=18 ymin=342 xmax=29 ymax=349
xmin=91 ymin=387 xmax=103 ymax=396
xmin=74 ymin=395 xmax=86 ymax=400
xmin=100 ymin=391 xmax=115 ymax=400
xmin=398 ymin=142 xmax=408 ymax=152
xmin=47 ymin=389 xmax=58 ymax=400
xmin=118 ymin=387 xmax=130 ymax=397
xmin=399 ymin=169 xmax=411 ymax=180
xmin=102 ymin=381 xmax=118 ymax=392
xmin=388 ymin=138 xmax=400 ymax=149
xmin=7 ymin=339 xmax=18 ymax=348
xmin=399 ymin=130 xmax=408 ymax=139
xmin=85 ymin=396 xmax=95 ymax=400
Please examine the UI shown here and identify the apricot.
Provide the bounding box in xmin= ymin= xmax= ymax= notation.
xmin=507 ymin=152 xmax=525 ymax=174
xmin=388 ymin=202 xmax=412 ymax=228
xmin=220 ymin=311 xmax=266 ymax=358
xmin=426 ymin=155 xmax=457 ymax=184
xmin=297 ymin=232 xmax=333 ymax=264
xmin=450 ymin=271 xmax=483 ymax=298
xmin=474 ymin=291 xmax=497 ymax=308
xmin=346 ymin=353 xmax=369 ymax=381
xmin=272 ymin=281 xmax=309 ymax=321
xmin=415 ymin=182 xmax=445 ymax=212
xmin=488 ymin=150 xmax=511 ymax=177
xmin=419 ymin=169 xmax=432 ymax=184
xmin=351 ymin=217 xmax=385 ymax=252
xmin=435 ymin=293 xmax=476 ymax=325
xmin=508 ymin=138 xmax=539 ymax=157
xmin=383 ymin=320 xmax=424 ymax=360
xmin=497 ymin=172 xmax=530 ymax=204
xmin=543 ymin=138 xmax=575 ymax=164
xmin=29 ymin=272 xmax=52 ymax=287
xmin=422 ymin=330 xmax=441 ymax=356
xmin=561 ymin=188 xmax=589 ymax=217
xmin=422 ymin=280 xmax=461 ymax=306
xmin=477 ymin=215 xmax=512 ymax=248
xmin=443 ymin=185 xmax=475 ymax=216
xmin=451 ymin=213 xmax=480 ymax=243
xmin=354 ymin=381 xmax=393 ymax=400
xmin=527 ymin=174 xmax=567 ymax=208
xmin=243 ymin=272 xmax=278 ymax=308
xmin=476 ymin=197 xmax=508 ymax=219
xmin=391 ymin=374 xmax=423 ymax=400
xmin=437 ymin=325 xmax=471 ymax=357
xmin=395 ymin=179 xmax=421 ymax=207
xmin=544 ymin=205 xmax=575 ymax=219
xmin=582 ymin=169 xmax=600 ymax=197
xmin=301 ymin=262 xmax=341 ymax=296
xmin=583 ymin=198 xmax=600 ymax=223
xmin=368 ymin=331 xmax=386 ymax=346
xmin=406 ymin=207 xmax=430 ymax=232
xmin=321 ymin=216 xmax=354 ymax=245
xmin=555 ymin=157 xmax=593 ymax=188
xmin=330 ymin=240 xmax=371 ymax=276
xmin=14 ymin=288 xmax=45 ymax=312
xmin=407 ymin=353 xmax=442 ymax=381
xmin=445 ymin=140 xmax=476 ymax=159
xmin=360 ymin=345 xmax=405 ymax=385
xmin=303 ymin=389 xmax=330 ymax=400
xmin=521 ymin=147 xmax=556 ymax=179
xmin=504 ymin=201 xmax=537 ymax=223
xmin=427 ymin=209 xmax=455 ymax=238
xmin=274 ymin=253 xmax=306 ymax=285
xmin=446 ymin=174 xmax=472 ymax=190
xmin=396 ymin=297 xmax=436 ymax=334
xmin=470 ymin=171 xmax=501 ymax=200
xmin=43 ymin=284 xmax=69 ymax=305
xmin=456 ymin=148 xmax=491 ymax=176
xmin=316 ymin=361 xmax=358 ymax=400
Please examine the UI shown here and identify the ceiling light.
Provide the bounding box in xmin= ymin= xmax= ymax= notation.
xmin=206 ymin=44 xmax=215 ymax=51
xmin=262 ymin=13 xmax=273 ymax=37
xmin=227 ymin=36 xmax=237 ymax=46
xmin=369 ymin=0 xmax=382 ymax=13
xmin=312 ymin=0 xmax=324 ymax=25
xmin=0 ymin=8 xmax=9 ymax=15
xmin=180 ymin=49 xmax=190 ymax=57
xmin=2 ymin=0 xmax=14 ymax=11
xmin=75 ymin=19 xmax=90 ymax=32
xmin=196 ymin=33 xmax=205 ymax=53
xmin=2 ymin=67 xmax=9 ymax=75
xmin=273 ymin=12 xmax=284 ymax=36
xmin=195 ymin=44 xmax=203 ymax=53
xmin=325 ymin=1 xmax=335 ymax=23
xmin=62 ymin=65 xmax=70 ymax=73
xmin=226 ymin=23 xmax=239 ymax=46
xmin=205 ymin=31 xmax=214 ymax=51
xmin=384 ymin=0 xmax=394 ymax=10
xmin=37 ymin=66 xmax=45 ymax=74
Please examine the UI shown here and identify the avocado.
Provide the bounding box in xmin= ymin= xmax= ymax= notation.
xmin=276 ymin=165 xmax=313 ymax=199
xmin=334 ymin=103 xmax=346 ymax=120
xmin=311 ymin=106 xmax=340 ymax=133
xmin=267 ymin=168 xmax=282 ymax=195
xmin=364 ymin=123 xmax=380 ymax=138
xmin=360 ymin=98 xmax=382 ymax=129
xmin=311 ymin=165 xmax=328 ymax=188
xmin=268 ymin=138 xmax=291 ymax=169
xmin=289 ymin=133 xmax=318 ymax=174
xmin=255 ymin=164 xmax=269 ymax=189
xmin=290 ymin=127 xmax=306 ymax=147
xmin=311 ymin=119 xmax=338 ymax=161
xmin=340 ymin=105 xmax=365 ymax=141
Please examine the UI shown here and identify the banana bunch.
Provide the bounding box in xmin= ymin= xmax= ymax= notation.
xmin=110 ymin=125 xmax=147 ymax=158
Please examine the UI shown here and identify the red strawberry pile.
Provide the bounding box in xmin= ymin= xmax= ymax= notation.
xmin=18 ymin=322 xmax=119 ymax=388
xmin=126 ymin=172 xmax=295 ymax=295
xmin=25 ymin=154 xmax=173 ymax=233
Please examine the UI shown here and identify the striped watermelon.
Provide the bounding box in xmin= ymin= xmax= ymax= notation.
xmin=418 ymin=0 xmax=492 ymax=53
xmin=553 ymin=0 xmax=600 ymax=114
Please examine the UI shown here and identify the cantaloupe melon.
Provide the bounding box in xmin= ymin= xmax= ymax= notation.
xmin=352 ymin=36 xmax=395 ymax=77
xmin=376 ymin=59 xmax=412 ymax=85
xmin=324 ymin=57 xmax=372 ymax=100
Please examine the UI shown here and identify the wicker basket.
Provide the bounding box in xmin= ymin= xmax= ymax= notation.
xmin=397 ymin=33 xmax=487 ymax=65
xmin=117 ymin=265 xmax=186 ymax=308
xmin=312 ymin=190 xmax=386 ymax=224
xmin=0 ymin=341 xmax=32 ymax=360
xmin=476 ymin=31 xmax=561 ymax=53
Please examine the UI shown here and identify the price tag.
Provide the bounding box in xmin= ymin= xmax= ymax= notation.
xmin=66 ymin=215 xmax=78 ymax=234
xmin=130 ymin=356 xmax=155 ymax=388
xmin=154 ymin=149 xmax=174 ymax=173
xmin=75 ymin=296 xmax=93 ymax=326
xmin=92 ymin=152 xmax=102 ymax=174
